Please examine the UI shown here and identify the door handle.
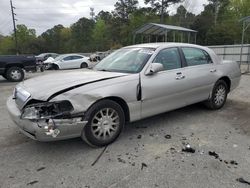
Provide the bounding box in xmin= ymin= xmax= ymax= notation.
xmin=176 ymin=72 xmax=185 ymax=80
xmin=210 ymin=69 xmax=217 ymax=73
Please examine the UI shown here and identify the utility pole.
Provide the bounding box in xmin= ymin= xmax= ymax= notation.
xmin=10 ymin=0 xmax=18 ymax=54
xmin=214 ymin=0 xmax=219 ymax=26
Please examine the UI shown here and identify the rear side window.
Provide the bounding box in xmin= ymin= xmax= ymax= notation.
xmin=72 ymin=56 xmax=83 ymax=60
xmin=153 ymin=48 xmax=182 ymax=70
xmin=182 ymin=48 xmax=212 ymax=67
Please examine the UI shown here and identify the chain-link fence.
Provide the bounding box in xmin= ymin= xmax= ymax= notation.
xmin=208 ymin=44 xmax=250 ymax=74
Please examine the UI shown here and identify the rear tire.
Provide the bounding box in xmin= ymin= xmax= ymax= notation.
xmin=6 ymin=67 xmax=24 ymax=82
xmin=81 ymin=100 xmax=125 ymax=147
xmin=80 ymin=62 xmax=88 ymax=68
xmin=204 ymin=80 xmax=228 ymax=110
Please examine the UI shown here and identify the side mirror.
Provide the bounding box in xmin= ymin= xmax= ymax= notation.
xmin=145 ymin=63 xmax=164 ymax=75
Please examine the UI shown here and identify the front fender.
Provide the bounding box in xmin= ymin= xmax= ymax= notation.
xmin=50 ymin=74 xmax=141 ymax=122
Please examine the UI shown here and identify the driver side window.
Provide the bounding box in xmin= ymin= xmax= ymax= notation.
xmin=153 ymin=48 xmax=182 ymax=70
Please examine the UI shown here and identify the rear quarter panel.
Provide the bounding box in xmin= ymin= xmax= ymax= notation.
xmin=215 ymin=60 xmax=241 ymax=91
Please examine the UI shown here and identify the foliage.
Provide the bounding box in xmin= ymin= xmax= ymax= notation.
xmin=144 ymin=0 xmax=182 ymax=22
xmin=0 ymin=0 xmax=250 ymax=55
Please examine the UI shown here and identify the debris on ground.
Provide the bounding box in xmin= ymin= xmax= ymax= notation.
xmin=117 ymin=158 xmax=126 ymax=164
xmin=36 ymin=167 xmax=46 ymax=172
xmin=91 ymin=146 xmax=108 ymax=166
xmin=233 ymin=144 xmax=238 ymax=148
xmin=164 ymin=134 xmax=171 ymax=139
xmin=27 ymin=180 xmax=39 ymax=186
xmin=141 ymin=163 xmax=148 ymax=170
xmin=155 ymin=156 xmax=160 ymax=160
xmin=230 ymin=160 xmax=238 ymax=165
xmin=236 ymin=177 xmax=250 ymax=185
xmin=208 ymin=151 xmax=219 ymax=159
xmin=137 ymin=135 xmax=142 ymax=139
xmin=182 ymin=144 xmax=195 ymax=153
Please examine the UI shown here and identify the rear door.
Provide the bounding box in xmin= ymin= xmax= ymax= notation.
xmin=180 ymin=47 xmax=218 ymax=105
xmin=70 ymin=56 xmax=84 ymax=68
xmin=141 ymin=47 xmax=189 ymax=118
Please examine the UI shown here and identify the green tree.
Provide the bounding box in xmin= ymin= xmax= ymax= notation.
xmin=92 ymin=19 xmax=111 ymax=51
xmin=40 ymin=24 xmax=65 ymax=53
xmin=70 ymin=17 xmax=95 ymax=52
xmin=0 ymin=36 xmax=15 ymax=54
xmin=11 ymin=24 xmax=37 ymax=54
xmin=114 ymin=0 xmax=139 ymax=21
xmin=171 ymin=5 xmax=195 ymax=28
xmin=144 ymin=0 xmax=182 ymax=23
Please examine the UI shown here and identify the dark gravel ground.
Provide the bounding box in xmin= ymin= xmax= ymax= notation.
xmin=0 ymin=72 xmax=250 ymax=188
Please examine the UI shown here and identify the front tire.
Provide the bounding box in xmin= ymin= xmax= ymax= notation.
xmin=2 ymin=73 xmax=7 ymax=80
xmin=82 ymin=100 xmax=125 ymax=147
xmin=205 ymin=80 xmax=228 ymax=110
xmin=6 ymin=67 xmax=24 ymax=82
xmin=53 ymin=64 xmax=59 ymax=70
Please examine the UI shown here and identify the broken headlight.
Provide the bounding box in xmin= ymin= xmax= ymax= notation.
xmin=21 ymin=100 xmax=74 ymax=120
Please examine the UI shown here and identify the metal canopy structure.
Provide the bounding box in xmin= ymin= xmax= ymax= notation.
xmin=239 ymin=16 xmax=250 ymax=73
xmin=133 ymin=23 xmax=198 ymax=44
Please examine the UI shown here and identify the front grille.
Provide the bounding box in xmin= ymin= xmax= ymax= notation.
xmin=14 ymin=87 xmax=31 ymax=110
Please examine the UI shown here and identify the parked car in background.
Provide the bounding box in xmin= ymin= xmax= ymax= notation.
xmin=0 ymin=55 xmax=36 ymax=82
xmin=36 ymin=53 xmax=58 ymax=63
xmin=7 ymin=43 xmax=241 ymax=147
xmin=48 ymin=54 xmax=90 ymax=70
xmin=36 ymin=53 xmax=58 ymax=72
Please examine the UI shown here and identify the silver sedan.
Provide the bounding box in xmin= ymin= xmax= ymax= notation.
xmin=7 ymin=43 xmax=241 ymax=147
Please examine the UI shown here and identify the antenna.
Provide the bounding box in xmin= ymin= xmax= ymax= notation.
xmin=90 ymin=7 xmax=95 ymax=20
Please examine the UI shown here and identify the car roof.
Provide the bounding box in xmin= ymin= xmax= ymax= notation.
xmin=57 ymin=54 xmax=84 ymax=58
xmin=124 ymin=42 xmax=210 ymax=51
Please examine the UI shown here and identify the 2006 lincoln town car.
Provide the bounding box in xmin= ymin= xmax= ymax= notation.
xmin=7 ymin=43 xmax=241 ymax=147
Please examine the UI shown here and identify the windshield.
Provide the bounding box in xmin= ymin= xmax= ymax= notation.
xmin=94 ymin=47 xmax=155 ymax=73
xmin=36 ymin=53 xmax=47 ymax=57
xmin=54 ymin=55 xmax=67 ymax=61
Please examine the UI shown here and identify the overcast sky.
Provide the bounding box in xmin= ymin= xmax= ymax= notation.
xmin=0 ymin=0 xmax=208 ymax=36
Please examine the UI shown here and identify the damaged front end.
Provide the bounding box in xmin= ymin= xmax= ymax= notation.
xmin=21 ymin=100 xmax=74 ymax=120
xmin=21 ymin=100 xmax=75 ymax=138
xmin=7 ymin=93 xmax=88 ymax=141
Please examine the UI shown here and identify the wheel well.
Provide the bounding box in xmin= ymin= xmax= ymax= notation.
xmin=219 ymin=76 xmax=231 ymax=92
xmin=4 ymin=64 xmax=24 ymax=74
xmin=104 ymin=96 xmax=130 ymax=122
xmin=52 ymin=63 xmax=59 ymax=69
xmin=81 ymin=62 xmax=88 ymax=67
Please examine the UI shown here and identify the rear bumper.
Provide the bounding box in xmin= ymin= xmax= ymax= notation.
xmin=231 ymin=74 xmax=241 ymax=91
xmin=7 ymin=96 xmax=87 ymax=141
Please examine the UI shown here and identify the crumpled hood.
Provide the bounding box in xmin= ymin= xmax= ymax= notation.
xmin=18 ymin=70 xmax=128 ymax=101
